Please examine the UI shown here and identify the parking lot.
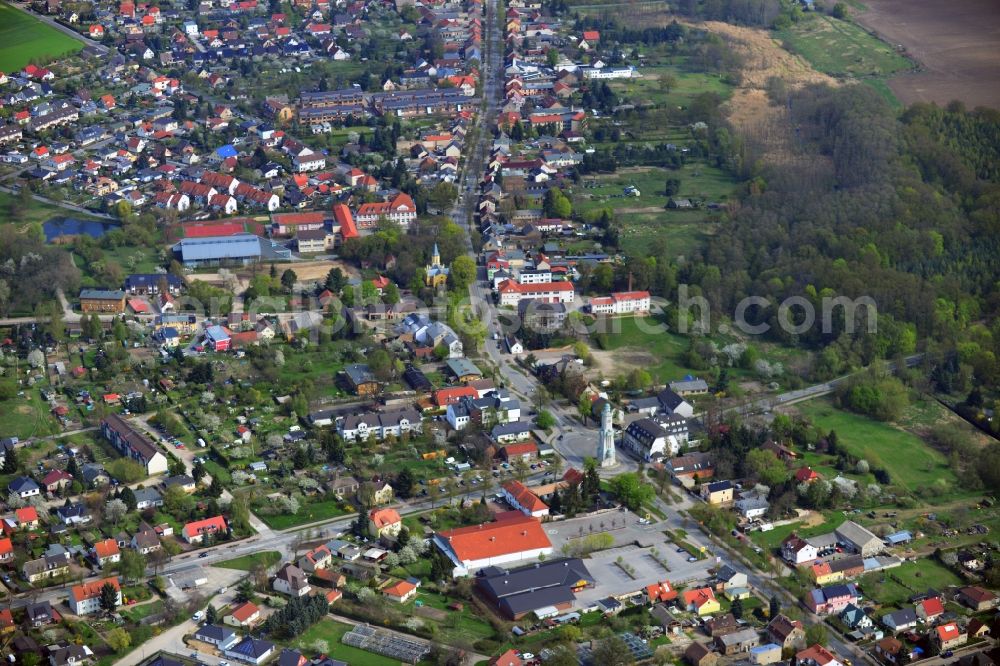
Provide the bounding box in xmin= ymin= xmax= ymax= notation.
xmin=544 ymin=511 xmax=718 ymax=604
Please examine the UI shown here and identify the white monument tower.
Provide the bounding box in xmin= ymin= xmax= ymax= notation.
xmin=597 ymin=401 xmax=616 ymax=468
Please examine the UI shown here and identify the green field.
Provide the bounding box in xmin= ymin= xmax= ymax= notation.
xmin=0 ymin=3 xmax=82 ymax=71
xmin=255 ymin=498 xmax=350 ymax=530
xmin=0 ymin=381 xmax=59 ymax=439
xmin=295 ymin=620 xmax=402 ymax=666
xmin=795 ymin=399 xmax=961 ymax=496
xmin=215 ymin=551 xmax=282 ymax=571
xmin=858 ymin=559 xmax=963 ymax=608
xmin=777 ymin=14 xmax=912 ymax=79
xmin=611 ymin=63 xmax=732 ymax=105
xmin=598 ymin=315 xmax=693 ymax=381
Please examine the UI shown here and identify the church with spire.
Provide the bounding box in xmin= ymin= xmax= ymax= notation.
xmin=424 ymin=243 xmax=450 ymax=288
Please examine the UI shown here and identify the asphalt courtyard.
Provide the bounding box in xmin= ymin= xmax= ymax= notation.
xmin=544 ymin=511 xmax=718 ymax=604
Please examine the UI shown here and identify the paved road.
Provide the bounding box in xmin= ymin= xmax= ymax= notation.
xmin=673 ymin=489 xmax=873 ymax=666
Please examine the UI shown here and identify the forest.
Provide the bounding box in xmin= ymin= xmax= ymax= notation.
xmin=571 ymin=78 xmax=1000 ymax=416
xmin=0 ymin=225 xmax=80 ymax=316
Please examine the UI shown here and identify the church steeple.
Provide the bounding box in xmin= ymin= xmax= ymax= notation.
xmin=431 ymin=243 xmax=441 ymax=267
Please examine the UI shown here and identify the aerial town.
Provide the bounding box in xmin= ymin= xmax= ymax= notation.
xmin=0 ymin=0 xmax=997 ymax=664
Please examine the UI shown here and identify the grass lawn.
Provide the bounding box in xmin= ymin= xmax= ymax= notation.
xmin=889 ymin=559 xmax=963 ymax=592
xmin=795 ymin=399 xmax=961 ymax=496
xmin=411 ymin=590 xmax=496 ymax=642
xmin=0 ymin=3 xmax=82 ymax=71
xmin=256 ymin=498 xmax=350 ymax=530
xmin=777 ymin=13 xmax=912 ymax=79
xmin=295 ymin=619 xmax=401 ymax=666
xmin=608 ymin=63 xmax=732 ymax=107
xmin=215 ymin=550 xmax=281 ymax=571
xmin=203 ymin=460 xmax=231 ymax=484
xmin=597 ymin=315 xmax=694 ymax=381
xmin=751 ymin=510 xmax=841 ymax=551
xmin=120 ymin=599 xmax=164 ymax=622
xmin=0 ymin=381 xmax=60 ymax=439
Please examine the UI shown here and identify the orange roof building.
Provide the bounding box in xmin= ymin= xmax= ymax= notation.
xmin=332 ymin=203 xmax=358 ymax=240
xmin=15 ymin=506 xmax=39 ymax=526
xmin=646 ymin=580 xmax=678 ymax=603
xmin=368 ymin=508 xmax=403 ymax=539
xmin=500 ymin=480 xmax=549 ymax=518
xmin=93 ymin=538 xmax=121 ymax=564
xmin=355 ymin=192 xmax=417 ymax=228
xmin=181 ymin=515 xmax=227 ymax=544
xmin=69 ymin=577 xmax=121 ymax=615
xmin=432 ymin=385 xmax=478 ymax=407
xmin=796 ymin=644 xmax=839 ymax=666
xmin=382 ymin=580 xmax=417 ymax=603
xmin=434 ymin=512 xmax=552 ymax=576
xmin=227 ymin=601 xmax=261 ymax=627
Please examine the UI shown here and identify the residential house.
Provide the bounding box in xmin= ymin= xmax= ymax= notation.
xmin=368 ymin=508 xmax=403 ymax=540
xmin=22 ymin=555 xmax=69 ymax=583
xmin=298 ymin=544 xmax=334 ymax=574
xmin=685 ymin=643 xmax=719 ymax=666
xmin=701 ymin=480 xmax=734 ymax=505
xmin=181 ymin=515 xmax=227 ymax=544
xmin=56 ymin=503 xmax=91 ymax=526
xmin=0 ymin=538 xmax=12 ymax=563
xmin=130 ymin=526 xmax=160 ymax=554
xmin=957 ymin=586 xmax=998 ymax=611
xmin=715 ymin=565 xmax=748 ymax=591
xmin=69 ymin=577 xmax=121 ymax=615
xmin=840 ymin=604 xmax=873 ymax=633
xmin=716 ymin=628 xmax=760 ymax=656
xmin=9 ymin=476 xmax=41 ymax=499
xmin=766 ymin=614 xmax=805 ymax=651
xmin=225 ymin=602 xmax=261 ymax=628
xmin=382 ymin=580 xmax=418 ymax=603
xmin=935 ymin=623 xmax=967 ymax=651
xmin=194 ymin=624 xmax=239 ymax=650
xmin=273 ymin=563 xmax=311 ymax=597
xmin=646 ymin=580 xmax=678 ymax=604
xmin=806 ymin=583 xmax=860 ymax=615
xmin=41 ymin=470 xmax=73 ymax=493
xmin=92 ymin=539 xmax=121 ymax=568
xmin=134 ymin=488 xmax=163 ymax=510
xmin=915 ymin=597 xmax=944 ymax=622
xmin=782 ymin=536 xmax=818 ymax=565
xmin=224 ymin=637 xmax=276 ymax=665
xmin=15 ymin=506 xmax=40 ymax=529
xmin=683 ymin=588 xmax=720 ymax=616
xmin=343 ymin=364 xmax=379 ymax=396
xmin=500 ymin=480 xmax=549 ymax=518
xmin=874 ymin=637 xmax=904 ymax=664
xmin=26 ymin=601 xmax=53 ymax=626
xmin=797 ymin=644 xmax=843 ymax=666
xmin=101 ymin=414 xmax=169 ymax=475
